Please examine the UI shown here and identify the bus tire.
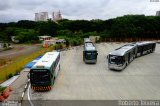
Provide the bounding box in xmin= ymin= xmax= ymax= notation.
xmin=150 ymin=49 xmax=152 ymax=53
xmin=126 ymin=62 xmax=128 ymax=66
xmin=124 ymin=63 xmax=127 ymax=68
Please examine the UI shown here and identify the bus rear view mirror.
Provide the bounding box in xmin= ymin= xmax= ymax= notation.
xmin=27 ymin=73 xmax=30 ymax=79
xmin=107 ymin=55 xmax=109 ymax=59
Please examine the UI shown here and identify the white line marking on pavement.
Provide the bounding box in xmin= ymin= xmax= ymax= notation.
xmin=28 ymin=84 xmax=34 ymax=106
xmin=25 ymin=84 xmax=27 ymax=89
xmin=21 ymin=92 xmax=24 ymax=98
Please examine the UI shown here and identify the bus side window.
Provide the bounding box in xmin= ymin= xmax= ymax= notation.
xmin=54 ymin=62 xmax=56 ymax=69
xmin=52 ymin=64 xmax=55 ymax=72
xmin=138 ymin=46 xmax=142 ymax=53
xmin=133 ymin=49 xmax=135 ymax=55
xmin=55 ymin=54 xmax=60 ymax=67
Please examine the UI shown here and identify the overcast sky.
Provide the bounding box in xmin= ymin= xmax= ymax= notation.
xmin=0 ymin=0 xmax=160 ymax=23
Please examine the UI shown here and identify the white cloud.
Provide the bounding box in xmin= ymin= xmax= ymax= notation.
xmin=0 ymin=0 xmax=160 ymax=22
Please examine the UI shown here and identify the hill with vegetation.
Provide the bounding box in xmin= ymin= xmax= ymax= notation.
xmin=0 ymin=15 xmax=160 ymax=45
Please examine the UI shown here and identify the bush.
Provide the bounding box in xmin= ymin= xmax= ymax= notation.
xmin=8 ymin=73 xmax=13 ymax=79
xmin=0 ymin=86 xmax=6 ymax=93
xmin=54 ymin=44 xmax=63 ymax=50
xmin=14 ymin=71 xmax=20 ymax=75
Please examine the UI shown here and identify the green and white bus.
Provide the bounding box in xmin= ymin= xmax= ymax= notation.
xmin=30 ymin=52 xmax=60 ymax=91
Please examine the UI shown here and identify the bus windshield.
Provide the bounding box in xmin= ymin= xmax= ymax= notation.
xmin=85 ymin=51 xmax=97 ymax=60
xmin=109 ymin=55 xmax=124 ymax=65
xmin=30 ymin=69 xmax=50 ymax=84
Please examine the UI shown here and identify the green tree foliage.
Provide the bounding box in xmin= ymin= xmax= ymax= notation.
xmin=36 ymin=20 xmax=58 ymax=36
xmin=17 ymin=20 xmax=37 ymax=29
xmin=0 ymin=15 xmax=160 ymax=43
xmin=14 ymin=29 xmax=38 ymax=43
xmin=57 ymin=30 xmax=73 ymax=37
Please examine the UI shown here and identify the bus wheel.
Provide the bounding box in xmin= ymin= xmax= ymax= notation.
xmin=126 ymin=62 xmax=128 ymax=66
xmin=124 ymin=63 xmax=127 ymax=68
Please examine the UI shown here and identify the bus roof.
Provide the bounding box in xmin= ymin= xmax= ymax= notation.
xmin=84 ymin=42 xmax=96 ymax=51
xmin=109 ymin=41 xmax=155 ymax=56
xmin=31 ymin=51 xmax=59 ymax=69
xmin=109 ymin=44 xmax=136 ymax=56
xmin=136 ymin=41 xmax=155 ymax=46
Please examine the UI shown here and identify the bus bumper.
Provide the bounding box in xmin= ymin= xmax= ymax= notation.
xmin=108 ymin=63 xmax=125 ymax=71
xmin=31 ymin=86 xmax=52 ymax=91
xmin=85 ymin=59 xmax=97 ymax=64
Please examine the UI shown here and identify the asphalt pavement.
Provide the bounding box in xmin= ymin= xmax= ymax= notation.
xmin=4 ymin=43 xmax=160 ymax=106
xmin=30 ymin=43 xmax=160 ymax=101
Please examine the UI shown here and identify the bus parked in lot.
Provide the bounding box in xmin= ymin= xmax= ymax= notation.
xmin=108 ymin=41 xmax=156 ymax=70
xmin=83 ymin=38 xmax=98 ymax=64
xmin=136 ymin=42 xmax=156 ymax=57
xmin=30 ymin=52 xmax=60 ymax=91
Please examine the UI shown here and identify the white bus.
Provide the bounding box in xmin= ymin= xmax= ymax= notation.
xmin=30 ymin=51 xmax=60 ymax=91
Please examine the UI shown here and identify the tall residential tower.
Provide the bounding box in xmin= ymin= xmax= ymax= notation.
xmin=52 ymin=10 xmax=62 ymax=21
xmin=35 ymin=12 xmax=49 ymax=21
xmin=156 ymin=11 xmax=160 ymax=16
xmin=35 ymin=11 xmax=62 ymax=22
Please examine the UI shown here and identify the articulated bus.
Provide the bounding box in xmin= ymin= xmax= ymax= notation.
xmin=30 ymin=52 xmax=60 ymax=91
xmin=83 ymin=38 xmax=98 ymax=64
xmin=108 ymin=41 xmax=156 ymax=70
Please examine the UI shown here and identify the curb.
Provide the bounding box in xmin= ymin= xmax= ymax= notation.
xmin=21 ymin=79 xmax=30 ymax=102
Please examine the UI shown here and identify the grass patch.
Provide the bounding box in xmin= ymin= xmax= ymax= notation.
xmin=0 ymin=86 xmax=6 ymax=93
xmin=0 ymin=45 xmax=57 ymax=81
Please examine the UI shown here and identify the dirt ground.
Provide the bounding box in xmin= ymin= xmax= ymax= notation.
xmin=0 ymin=44 xmax=41 ymax=59
xmin=0 ymin=44 xmax=41 ymax=68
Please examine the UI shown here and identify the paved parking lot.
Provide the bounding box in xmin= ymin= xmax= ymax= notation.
xmin=30 ymin=43 xmax=160 ymax=101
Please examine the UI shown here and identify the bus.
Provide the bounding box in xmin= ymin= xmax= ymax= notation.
xmin=136 ymin=42 xmax=156 ymax=57
xmin=83 ymin=38 xmax=98 ymax=64
xmin=107 ymin=41 xmax=156 ymax=70
xmin=30 ymin=52 xmax=60 ymax=91
xmin=108 ymin=44 xmax=137 ymax=70
xmin=84 ymin=38 xmax=92 ymax=43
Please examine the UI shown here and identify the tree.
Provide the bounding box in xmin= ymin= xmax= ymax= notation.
xmin=17 ymin=20 xmax=37 ymax=29
xmin=15 ymin=29 xmax=38 ymax=43
xmin=57 ymin=30 xmax=73 ymax=37
xmin=37 ymin=21 xmax=58 ymax=36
